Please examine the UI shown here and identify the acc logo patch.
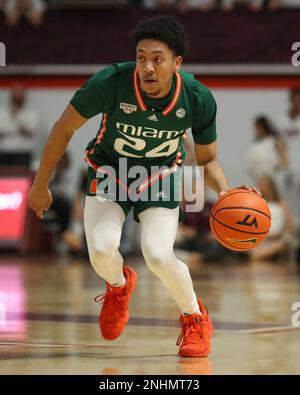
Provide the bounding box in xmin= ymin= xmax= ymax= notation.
xmin=120 ymin=102 xmax=137 ymax=114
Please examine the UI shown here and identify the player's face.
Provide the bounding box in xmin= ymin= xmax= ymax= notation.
xmin=136 ymin=39 xmax=182 ymax=99
xmin=254 ymin=122 xmax=266 ymax=139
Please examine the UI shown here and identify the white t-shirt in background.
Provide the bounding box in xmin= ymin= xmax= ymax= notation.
xmin=0 ymin=106 xmax=39 ymax=152
xmin=277 ymin=112 xmax=300 ymax=173
xmin=247 ymin=137 xmax=280 ymax=181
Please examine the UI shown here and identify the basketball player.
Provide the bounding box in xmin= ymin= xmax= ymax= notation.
xmin=28 ymin=15 xmax=259 ymax=357
xmin=276 ymin=89 xmax=300 ymax=230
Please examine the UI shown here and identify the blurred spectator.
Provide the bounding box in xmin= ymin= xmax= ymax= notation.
xmin=268 ymin=0 xmax=300 ymax=10
xmin=62 ymin=170 xmax=88 ymax=256
xmin=277 ymin=89 xmax=300 ymax=171
xmin=276 ymin=89 xmax=300 ymax=230
xmin=142 ymin=0 xmax=217 ymax=10
xmin=47 ymin=152 xmax=72 ymax=238
xmin=221 ymin=0 xmax=263 ymax=11
xmin=0 ymin=85 xmax=40 ymax=166
xmin=178 ymin=0 xmax=216 ymax=12
xmin=177 ymin=198 xmax=213 ymax=251
xmin=4 ymin=0 xmax=46 ymax=28
xmin=249 ymin=175 xmax=295 ymax=261
xmin=247 ymin=115 xmax=288 ymax=182
xmin=142 ymin=0 xmax=177 ymax=9
xmin=176 ymin=181 xmax=231 ymax=264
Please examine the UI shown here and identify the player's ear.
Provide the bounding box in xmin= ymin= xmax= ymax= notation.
xmin=174 ymin=56 xmax=182 ymax=72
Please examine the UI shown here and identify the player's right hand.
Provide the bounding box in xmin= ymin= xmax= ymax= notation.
xmin=28 ymin=184 xmax=53 ymax=219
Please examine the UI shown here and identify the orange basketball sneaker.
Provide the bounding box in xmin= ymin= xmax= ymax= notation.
xmin=94 ymin=265 xmax=137 ymax=340
xmin=177 ymin=299 xmax=214 ymax=358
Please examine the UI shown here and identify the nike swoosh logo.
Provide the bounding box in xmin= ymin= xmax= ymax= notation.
xmin=226 ymin=238 xmax=258 ymax=244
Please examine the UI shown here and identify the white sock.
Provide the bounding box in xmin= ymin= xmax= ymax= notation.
xmin=139 ymin=207 xmax=201 ymax=315
xmin=111 ymin=277 xmax=126 ymax=288
xmin=84 ymin=197 xmax=127 ymax=286
xmin=182 ymin=300 xmax=202 ymax=316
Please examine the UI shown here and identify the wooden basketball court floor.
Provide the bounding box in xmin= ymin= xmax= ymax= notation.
xmin=0 ymin=254 xmax=299 ymax=375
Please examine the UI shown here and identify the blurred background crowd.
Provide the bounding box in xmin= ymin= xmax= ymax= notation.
xmin=0 ymin=1 xmax=300 ymax=267
xmin=0 ymin=0 xmax=300 ymax=28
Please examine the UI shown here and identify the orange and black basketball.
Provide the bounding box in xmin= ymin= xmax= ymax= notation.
xmin=209 ymin=188 xmax=271 ymax=251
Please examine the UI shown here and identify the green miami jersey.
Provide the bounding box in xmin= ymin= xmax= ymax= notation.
xmin=70 ymin=62 xmax=217 ymax=221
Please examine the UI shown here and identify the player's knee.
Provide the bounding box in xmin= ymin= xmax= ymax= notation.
xmin=142 ymin=241 xmax=173 ymax=272
xmin=92 ymin=230 xmax=120 ymax=260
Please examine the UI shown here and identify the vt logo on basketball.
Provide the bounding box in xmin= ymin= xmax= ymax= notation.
xmin=236 ymin=214 xmax=258 ymax=228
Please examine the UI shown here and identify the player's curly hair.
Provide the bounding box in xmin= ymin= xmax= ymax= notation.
xmin=129 ymin=15 xmax=188 ymax=57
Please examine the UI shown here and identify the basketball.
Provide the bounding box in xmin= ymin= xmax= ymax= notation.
xmin=209 ymin=188 xmax=271 ymax=251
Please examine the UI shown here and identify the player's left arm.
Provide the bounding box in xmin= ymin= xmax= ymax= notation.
xmin=194 ymin=140 xmax=229 ymax=194
xmin=192 ymin=82 xmax=260 ymax=197
xmin=194 ymin=141 xmax=260 ymax=197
